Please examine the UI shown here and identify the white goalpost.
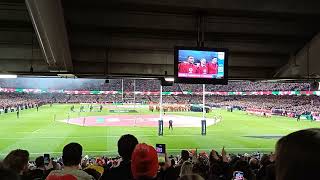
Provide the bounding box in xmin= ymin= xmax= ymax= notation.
xmin=159 ymin=85 xmax=163 ymax=121
xmin=202 ymin=84 xmax=206 ymax=120
xmin=122 ymin=79 xmax=138 ymax=127
xmin=158 ymin=85 xmax=164 ymax=136
xmin=201 ymin=84 xmax=207 ymax=135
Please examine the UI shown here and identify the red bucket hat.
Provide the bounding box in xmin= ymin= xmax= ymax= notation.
xmin=131 ymin=143 xmax=159 ymax=179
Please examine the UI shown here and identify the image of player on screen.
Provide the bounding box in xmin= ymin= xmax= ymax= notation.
xmin=208 ymin=57 xmax=218 ymax=74
xmin=178 ymin=56 xmax=197 ymax=73
xmin=196 ymin=58 xmax=208 ymax=74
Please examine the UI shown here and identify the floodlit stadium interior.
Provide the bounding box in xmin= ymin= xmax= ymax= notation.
xmin=1 ymin=0 xmax=320 ymax=180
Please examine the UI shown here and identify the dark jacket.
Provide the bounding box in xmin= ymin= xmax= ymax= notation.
xmin=27 ymin=169 xmax=45 ymax=180
xmin=101 ymin=160 xmax=132 ymax=180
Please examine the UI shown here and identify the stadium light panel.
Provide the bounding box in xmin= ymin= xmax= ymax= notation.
xmin=164 ymin=77 xmax=175 ymax=82
xmin=0 ymin=74 xmax=17 ymax=78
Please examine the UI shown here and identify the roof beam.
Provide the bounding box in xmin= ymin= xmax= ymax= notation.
xmin=25 ymin=0 xmax=73 ymax=71
xmin=63 ymin=0 xmax=320 ymax=15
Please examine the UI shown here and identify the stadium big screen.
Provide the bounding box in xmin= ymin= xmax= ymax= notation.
xmin=174 ymin=47 xmax=228 ymax=84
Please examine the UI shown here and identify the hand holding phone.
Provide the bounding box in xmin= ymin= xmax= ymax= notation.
xmin=156 ymin=144 xmax=166 ymax=164
xmin=233 ymin=171 xmax=244 ymax=180
xmin=44 ymin=154 xmax=50 ymax=165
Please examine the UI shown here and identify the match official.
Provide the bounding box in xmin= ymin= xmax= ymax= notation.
xmin=16 ymin=107 xmax=20 ymax=119
xmin=169 ymin=119 xmax=173 ymax=130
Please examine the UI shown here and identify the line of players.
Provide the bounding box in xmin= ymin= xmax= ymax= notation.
xmin=149 ymin=104 xmax=191 ymax=112
xmin=70 ymin=104 xmax=103 ymax=112
xmin=178 ymin=56 xmax=218 ymax=74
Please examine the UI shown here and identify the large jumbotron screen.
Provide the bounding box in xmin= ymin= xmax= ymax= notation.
xmin=174 ymin=47 xmax=228 ymax=84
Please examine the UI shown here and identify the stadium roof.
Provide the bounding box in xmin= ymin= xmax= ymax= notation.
xmin=1 ymin=0 xmax=320 ymax=80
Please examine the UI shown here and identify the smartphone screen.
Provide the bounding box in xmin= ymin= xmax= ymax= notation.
xmin=233 ymin=171 xmax=244 ymax=180
xmin=44 ymin=154 xmax=50 ymax=165
xmin=156 ymin=144 xmax=166 ymax=163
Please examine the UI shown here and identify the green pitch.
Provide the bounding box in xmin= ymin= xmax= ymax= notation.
xmin=0 ymin=104 xmax=319 ymax=159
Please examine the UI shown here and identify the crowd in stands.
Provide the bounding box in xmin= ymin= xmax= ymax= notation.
xmin=0 ymin=93 xmax=124 ymax=112
xmin=0 ymin=93 xmax=49 ymax=113
xmin=0 ymin=78 xmax=312 ymax=92
xmin=0 ymin=79 xmax=318 ymax=117
xmin=1 ymin=129 xmax=320 ymax=180
xmin=214 ymin=95 xmax=320 ymax=114
xmin=147 ymin=95 xmax=320 ymax=116
xmin=1 ymin=92 xmax=320 ymax=117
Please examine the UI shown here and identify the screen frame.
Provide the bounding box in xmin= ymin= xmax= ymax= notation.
xmin=174 ymin=46 xmax=228 ymax=84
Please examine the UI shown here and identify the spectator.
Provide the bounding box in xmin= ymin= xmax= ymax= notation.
xmin=27 ymin=156 xmax=47 ymax=179
xmin=83 ymin=165 xmax=104 ymax=180
xmin=264 ymin=163 xmax=275 ymax=180
xmin=171 ymin=158 xmax=176 ymax=167
xmin=101 ymin=134 xmax=138 ymax=180
xmin=256 ymin=154 xmax=271 ymax=180
xmin=232 ymin=160 xmax=254 ymax=180
xmin=3 ymin=149 xmax=29 ymax=179
xmin=180 ymin=161 xmax=193 ymax=177
xmin=131 ymin=143 xmax=158 ymax=180
xmin=51 ymin=159 xmax=62 ymax=171
xmin=0 ymin=165 xmax=20 ymax=180
xmin=208 ymin=149 xmax=229 ymax=180
xmin=249 ymin=158 xmax=259 ymax=174
xmin=275 ymin=128 xmax=320 ymax=180
xmin=46 ymin=142 xmax=94 ymax=180
xmin=176 ymin=150 xmax=190 ymax=170
xmin=192 ymin=154 xmax=210 ymax=180
xmin=179 ymin=174 xmax=204 ymax=180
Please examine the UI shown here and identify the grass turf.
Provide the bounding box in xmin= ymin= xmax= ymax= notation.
xmin=0 ymin=104 xmax=320 ymax=159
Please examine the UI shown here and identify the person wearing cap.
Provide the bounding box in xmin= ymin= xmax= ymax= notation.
xmin=131 ymin=143 xmax=159 ymax=180
xmin=101 ymin=134 xmax=138 ymax=180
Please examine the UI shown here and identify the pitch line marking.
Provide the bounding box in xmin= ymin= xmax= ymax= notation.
xmin=32 ymin=129 xmax=41 ymax=133
xmin=16 ymin=129 xmax=42 ymax=134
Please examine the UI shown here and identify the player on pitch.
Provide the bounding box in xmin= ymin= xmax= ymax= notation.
xmin=169 ymin=119 xmax=173 ymax=130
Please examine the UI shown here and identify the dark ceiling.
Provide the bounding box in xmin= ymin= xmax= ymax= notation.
xmin=1 ymin=0 xmax=320 ymax=79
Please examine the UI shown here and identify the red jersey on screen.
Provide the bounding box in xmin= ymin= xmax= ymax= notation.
xmin=208 ymin=63 xmax=218 ymax=74
xmin=197 ymin=65 xmax=208 ymax=74
xmin=178 ymin=62 xmax=197 ymax=73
